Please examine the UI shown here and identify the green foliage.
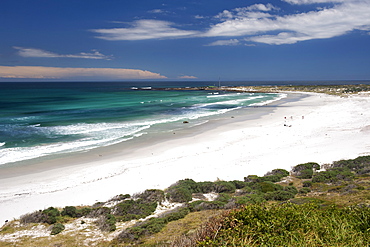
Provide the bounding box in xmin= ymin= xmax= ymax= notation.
xmin=50 ymin=223 xmax=65 ymax=235
xmin=166 ymin=179 xmax=199 ymax=202
xmin=263 ymin=169 xmax=289 ymax=182
xmin=264 ymin=190 xmax=296 ymax=201
xmin=97 ymin=214 xmax=116 ymax=232
xmin=260 ymin=181 xmax=283 ymax=193
xmin=117 ymin=207 xmax=190 ymax=242
xmin=230 ymin=180 xmax=247 ymax=189
xmin=302 ymin=180 xmax=312 ymax=187
xmin=299 ymin=187 xmax=311 ymax=194
xmin=20 ymin=208 xmax=63 ymax=225
xmin=114 ymin=199 xmax=157 ymax=221
xmin=312 ymin=167 xmax=354 ymax=183
xmin=213 ymin=181 xmax=236 ymax=193
xmin=135 ymin=189 xmax=165 ymax=203
xmin=244 ymin=175 xmax=260 ymax=183
xmin=292 ymin=162 xmax=320 ymax=178
xmin=332 ymin=156 xmax=370 ymax=175
xmin=197 ymin=203 xmax=370 ymax=246
xmin=299 ymin=169 xmax=314 ymax=179
xmin=236 ymin=194 xmax=266 ymax=205
xmin=61 ymin=206 xmax=77 ymax=218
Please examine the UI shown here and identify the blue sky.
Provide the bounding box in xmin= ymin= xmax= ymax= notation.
xmin=1 ymin=0 xmax=370 ymax=81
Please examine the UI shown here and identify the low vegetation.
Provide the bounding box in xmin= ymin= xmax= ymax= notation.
xmin=231 ymin=84 xmax=370 ymax=96
xmin=1 ymin=155 xmax=370 ymax=246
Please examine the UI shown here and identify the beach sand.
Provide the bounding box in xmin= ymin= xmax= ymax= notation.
xmin=1 ymin=92 xmax=370 ymax=225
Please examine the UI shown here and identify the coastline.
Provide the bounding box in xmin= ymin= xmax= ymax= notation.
xmin=1 ymin=91 xmax=370 ymax=225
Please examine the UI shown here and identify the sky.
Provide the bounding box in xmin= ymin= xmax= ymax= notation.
xmin=1 ymin=0 xmax=370 ymax=81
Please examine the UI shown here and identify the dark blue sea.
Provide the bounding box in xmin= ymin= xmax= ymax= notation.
xmin=0 ymin=80 xmax=368 ymax=166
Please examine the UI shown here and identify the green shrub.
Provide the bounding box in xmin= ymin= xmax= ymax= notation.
xmin=197 ymin=181 xmax=215 ymax=193
xmin=292 ymin=162 xmax=320 ymax=178
xmin=97 ymin=214 xmax=116 ymax=232
xmin=264 ymin=190 xmax=296 ymax=201
xmin=302 ymin=181 xmax=312 ymax=187
xmin=312 ymin=167 xmax=354 ymax=183
xmin=298 ymin=169 xmax=314 ymax=179
xmin=50 ymin=223 xmax=65 ymax=235
xmin=213 ymin=181 xmax=236 ymax=193
xmin=77 ymin=207 xmax=92 ymax=217
xmin=244 ymin=175 xmax=260 ymax=183
xmin=42 ymin=207 xmax=61 ymax=224
xmin=135 ymin=189 xmax=165 ymax=203
xmin=113 ymin=199 xmax=157 ymax=220
xmin=61 ymin=206 xmax=77 ymax=218
xmin=197 ymin=203 xmax=370 ymax=246
xmin=260 ymin=175 xmax=281 ymax=182
xmin=117 ymin=207 xmax=190 ymax=242
xmin=331 ymin=156 xmax=370 ymax=174
xmin=299 ymin=187 xmax=311 ymax=194
xmin=167 ymin=186 xmax=192 ymax=203
xmin=264 ymin=169 xmax=289 ymax=180
xmin=260 ymin=181 xmax=283 ymax=193
xmin=230 ymin=180 xmax=247 ymax=189
xmin=236 ymin=194 xmax=266 ymax=205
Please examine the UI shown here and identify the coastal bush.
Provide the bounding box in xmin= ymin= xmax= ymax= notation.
xmin=331 ymin=155 xmax=370 ymax=174
xmin=166 ymin=179 xmax=200 ymax=202
xmin=260 ymin=175 xmax=281 ymax=182
xmin=299 ymin=187 xmax=311 ymax=194
xmin=263 ymin=169 xmax=289 ymax=182
xmin=89 ymin=207 xmax=111 ymax=218
xmin=262 ymin=181 xmax=283 ymax=193
xmin=196 ymin=203 xmax=370 ymax=246
xmin=97 ymin=214 xmax=116 ymax=232
xmin=235 ymin=194 xmax=266 ymax=205
xmin=20 ymin=210 xmax=45 ymax=224
xmin=113 ymin=199 xmax=157 ymax=221
xmin=292 ymin=162 xmax=320 ymax=178
xmin=135 ymin=189 xmax=165 ymax=204
xmin=50 ymin=223 xmax=65 ymax=235
xmin=42 ymin=207 xmax=61 ymax=224
xmin=213 ymin=181 xmax=236 ymax=193
xmin=302 ymin=180 xmax=312 ymax=187
xmin=230 ymin=180 xmax=247 ymax=189
xmin=61 ymin=206 xmax=77 ymax=218
xmin=167 ymin=186 xmax=192 ymax=203
xmin=312 ymin=167 xmax=354 ymax=183
xmin=244 ymin=175 xmax=260 ymax=183
xmin=283 ymin=185 xmax=298 ymax=195
xmin=117 ymin=207 xmax=190 ymax=242
xmin=197 ymin=181 xmax=215 ymax=193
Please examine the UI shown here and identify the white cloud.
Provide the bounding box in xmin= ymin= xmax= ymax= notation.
xmin=178 ymin=75 xmax=197 ymax=79
xmin=0 ymin=66 xmax=167 ymax=79
xmin=92 ymin=19 xmax=199 ymax=40
xmin=243 ymin=3 xmax=278 ymax=11
xmin=283 ymin=0 xmax=344 ymax=4
xmin=206 ymin=39 xmax=240 ymax=46
xmin=204 ymin=1 xmax=370 ymax=44
xmin=14 ymin=47 xmax=112 ymax=60
xmin=91 ymin=1 xmax=370 ymax=45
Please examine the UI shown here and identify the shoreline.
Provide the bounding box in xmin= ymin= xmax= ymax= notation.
xmin=1 ymin=91 xmax=370 ymax=225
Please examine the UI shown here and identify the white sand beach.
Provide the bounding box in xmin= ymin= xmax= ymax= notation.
xmin=1 ymin=92 xmax=370 ymax=225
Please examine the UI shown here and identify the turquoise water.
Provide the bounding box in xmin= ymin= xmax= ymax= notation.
xmin=0 ymin=82 xmax=284 ymax=165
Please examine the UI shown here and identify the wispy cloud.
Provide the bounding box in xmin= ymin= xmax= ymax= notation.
xmin=178 ymin=75 xmax=197 ymax=79
xmin=92 ymin=19 xmax=199 ymax=40
xmin=14 ymin=47 xmax=113 ymax=60
xmin=283 ymin=0 xmax=345 ymax=4
xmin=204 ymin=1 xmax=370 ymax=45
xmin=0 ymin=66 xmax=167 ymax=79
xmin=91 ymin=1 xmax=370 ymax=45
xmin=206 ymin=39 xmax=240 ymax=46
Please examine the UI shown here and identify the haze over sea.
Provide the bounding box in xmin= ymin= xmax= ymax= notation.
xmin=0 ymin=80 xmax=368 ymax=167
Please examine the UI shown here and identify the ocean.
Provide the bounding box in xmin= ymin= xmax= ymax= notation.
xmin=0 ymin=80 xmax=366 ymax=167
